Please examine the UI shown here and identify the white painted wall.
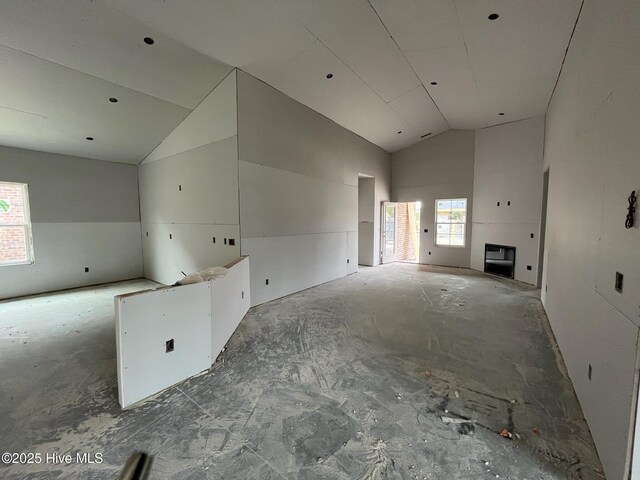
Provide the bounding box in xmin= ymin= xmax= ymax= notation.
xmin=391 ymin=130 xmax=475 ymax=268
xmin=0 ymin=145 xmax=142 ymax=299
xmin=237 ymin=71 xmax=391 ymax=305
xmin=139 ymin=71 xmax=240 ymax=285
xmin=470 ymin=116 xmax=545 ymax=285
xmin=542 ymin=1 xmax=640 ymax=478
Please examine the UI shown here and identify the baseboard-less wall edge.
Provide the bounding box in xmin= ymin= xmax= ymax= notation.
xmin=211 ymin=256 xmax=251 ymax=361
xmin=0 ymin=276 xmax=147 ymax=303
xmin=115 ymin=256 xmax=251 ymax=409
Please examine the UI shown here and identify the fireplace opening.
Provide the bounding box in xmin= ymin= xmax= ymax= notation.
xmin=484 ymin=244 xmax=516 ymax=279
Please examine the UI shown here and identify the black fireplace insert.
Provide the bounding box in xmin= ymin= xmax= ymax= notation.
xmin=484 ymin=244 xmax=516 ymax=279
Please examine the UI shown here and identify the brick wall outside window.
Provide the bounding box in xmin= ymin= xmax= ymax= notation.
xmin=0 ymin=182 xmax=31 ymax=264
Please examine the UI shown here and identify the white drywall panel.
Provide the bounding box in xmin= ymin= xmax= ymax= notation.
xmin=542 ymin=1 xmax=640 ymax=476
xmin=0 ymin=222 xmax=142 ymax=300
xmin=358 ymin=177 xmax=375 ymax=223
xmin=0 ymin=0 xmax=232 ymax=110
xmin=391 ymin=130 xmax=475 ymax=268
xmin=358 ymin=222 xmax=375 ymax=267
xmin=470 ymin=117 xmax=544 ymax=284
xmin=239 ymin=161 xmax=357 ymax=239
xmin=388 ymin=86 xmax=448 ymax=138
xmin=0 ymin=145 xmax=139 ymax=223
xmin=142 ymin=223 xmax=240 ymax=286
xmin=342 ymin=133 xmax=391 ymax=189
xmin=115 ymin=282 xmax=212 ymax=408
xmin=139 ymin=136 xmax=239 ymax=226
xmin=236 ymin=70 xmax=390 ymax=286
xmin=242 ymin=233 xmax=348 ymax=306
xmin=237 ymin=70 xmax=345 ymax=184
xmin=0 ymin=44 xmax=192 ymax=165
xmin=145 ymin=70 xmax=237 ymax=163
xmin=347 ymin=231 xmax=358 ymax=275
xmin=211 ymin=257 xmax=251 ymax=360
xmin=0 ymin=146 xmax=143 ymax=299
xmin=472 ymin=166 xmax=544 ymax=225
xmin=392 ymin=130 xmax=476 ymax=188
xmin=283 ymin=0 xmax=419 ymax=103
xmin=358 ymin=177 xmax=375 ymax=266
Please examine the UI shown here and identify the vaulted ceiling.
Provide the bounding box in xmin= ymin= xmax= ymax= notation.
xmin=0 ymin=0 xmax=581 ymax=163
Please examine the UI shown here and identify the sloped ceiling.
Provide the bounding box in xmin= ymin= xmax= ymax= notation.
xmin=0 ymin=0 xmax=581 ymax=163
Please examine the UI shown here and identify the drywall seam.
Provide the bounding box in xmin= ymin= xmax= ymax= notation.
xmin=138 ymin=69 xmax=237 ymax=165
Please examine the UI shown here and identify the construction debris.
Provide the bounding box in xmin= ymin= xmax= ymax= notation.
xmin=500 ymin=429 xmax=513 ymax=439
xmin=442 ymin=416 xmax=475 ymax=425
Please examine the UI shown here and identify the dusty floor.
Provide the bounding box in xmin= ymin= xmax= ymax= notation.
xmin=0 ymin=264 xmax=603 ymax=479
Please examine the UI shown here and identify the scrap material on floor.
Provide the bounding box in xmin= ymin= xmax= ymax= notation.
xmin=0 ymin=264 xmax=603 ymax=479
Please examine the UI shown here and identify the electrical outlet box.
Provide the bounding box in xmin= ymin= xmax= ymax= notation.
xmin=615 ymin=272 xmax=623 ymax=293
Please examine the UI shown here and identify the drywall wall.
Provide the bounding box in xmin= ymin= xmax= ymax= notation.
xmin=391 ymin=130 xmax=475 ymax=268
xmin=358 ymin=176 xmax=375 ymax=266
xmin=0 ymin=145 xmax=142 ymax=299
xmin=211 ymin=256 xmax=251 ymax=359
xmin=542 ymin=1 xmax=640 ymax=478
xmin=115 ymin=282 xmax=212 ymax=408
xmin=237 ymin=71 xmax=390 ymax=305
xmin=470 ymin=116 xmax=545 ymax=285
xmin=139 ymin=70 xmax=240 ymax=285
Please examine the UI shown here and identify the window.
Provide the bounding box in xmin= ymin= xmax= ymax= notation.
xmin=435 ymin=198 xmax=467 ymax=247
xmin=0 ymin=182 xmax=34 ymax=266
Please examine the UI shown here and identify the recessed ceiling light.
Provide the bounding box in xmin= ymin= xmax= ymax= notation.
xmin=488 ymin=13 xmax=499 ymax=20
xmin=143 ymin=37 xmax=155 ymax=45
xmin=499 ymin=112 xmax=505 ymax=116
xmin=421 ymin=132 xmax=432 ymax=138
xmin=86 ymin=137 xmax=94 ymax=141
xmin=430 ymin=82 xmax=438 ymax=85
xmin=109 ymin=97 xmax=118 ymax=103
xmin=326 ymin=73 xmax=333 ymax=79
xmin=397 ymin=131 xmax=402 ymax=134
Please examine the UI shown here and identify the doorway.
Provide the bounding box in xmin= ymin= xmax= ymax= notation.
xmin=537 ymin=169 xmax=549 ymax=287
xmin=381 ymin=201 xmax=421 ymax=264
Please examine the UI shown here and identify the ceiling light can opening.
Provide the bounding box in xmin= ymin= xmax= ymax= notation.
xmin=488 ymin=13 xmax=499 ymax=20
xmin=499 ymin=112 xmax=505 ymax=116
xmin=326 ymin=73 xmax=333 ymax=79
xmin=430 ymin=82 xmax=438 ymax=85
xmin=109 ymin=97 xmax=118 ymax=103
xmin=86 ymin=137 xmax=94 ymax=141
xmin=144 ymin=37 xmax=155 ymax=45
xmin=421 ymin=132 xmax=432 ymax=138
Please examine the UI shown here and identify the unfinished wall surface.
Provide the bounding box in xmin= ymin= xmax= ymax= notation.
xmin=237 ymin=71 xmax=391 ymax=305
xmin=115 ymin=281 xmax=212 ymax=408
xmin=0 ymin=146 xmax=142 ymax=299
xmin=139 ymin=70 xmax=240 ymax=285
xmin=358 ymin=176 xmax=375 ymax=266
xmin=542 ymin=1 xmax=640 ymax=478
xmin=470 ymin=117 xmax=545 ymax=285
xmin=392 ymin=130 xmax=475 ymax=268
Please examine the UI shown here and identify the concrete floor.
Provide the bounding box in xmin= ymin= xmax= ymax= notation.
xmin=0 ymin=264 xmax=603 ymax=479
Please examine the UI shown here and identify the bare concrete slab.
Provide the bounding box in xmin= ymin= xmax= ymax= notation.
xmin=0 ymin=264 xmax=603 ymax=479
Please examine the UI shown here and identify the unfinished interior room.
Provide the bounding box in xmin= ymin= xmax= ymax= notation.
xmin=0 ymin=1 xmax=638 ymax=479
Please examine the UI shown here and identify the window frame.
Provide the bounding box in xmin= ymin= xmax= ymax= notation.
xmin=434 ymin=197 xmax=467 ymax=248
xmin=0 ymin=181 xmax=35 ymax=266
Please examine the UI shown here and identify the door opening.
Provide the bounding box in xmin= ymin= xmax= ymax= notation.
xmin=381 ymin=201 xmax=421 ymax=264
xmin=537 ymin=169 xmax=550 ymax=287
xmin=381 ymin=202 xmax=397 ymax=264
